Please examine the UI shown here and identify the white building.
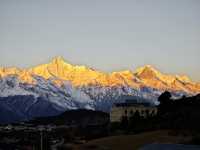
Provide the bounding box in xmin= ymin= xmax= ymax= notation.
xmin=110 ymin=101 xmax=157 ymax=122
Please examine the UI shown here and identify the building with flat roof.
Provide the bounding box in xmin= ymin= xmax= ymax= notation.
xmin=110 ymin=100 xmax=157 ymax=122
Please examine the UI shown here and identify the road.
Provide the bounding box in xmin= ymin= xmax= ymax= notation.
xmin=51 ymin=138 xmax=65 ymax=150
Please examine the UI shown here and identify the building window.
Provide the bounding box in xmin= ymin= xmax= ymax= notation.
xmin=141 ymin=110 xmax=145 ymax=114
xmin=130 ymin=110 xmax=133 ymax=115
xmin=146 ymin=110 xmax=149 ymax=116
xmin=151 ymin=110 xmax=155 ymax=115
xmin=125 ymin=110 xmax=127 ymax=115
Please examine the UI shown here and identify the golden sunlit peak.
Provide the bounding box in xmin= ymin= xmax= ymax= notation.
xmin=135 ymin=65 xmax=159 ymax=75
xmin=0 ymin=56 xmax=199 ymax=94
xmin=50 ymin=56 xmax=73 ymax=68
xmin=143 ymin=65 xmax=158 ymax=70
xmin=51 ymin=56 xmax=66 ymax=64
xmin=176 ymin=75 xmax=191 ymax=83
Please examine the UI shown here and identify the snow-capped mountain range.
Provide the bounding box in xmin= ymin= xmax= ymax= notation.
xmin=0 ymin=56 xmax=200 ymax=123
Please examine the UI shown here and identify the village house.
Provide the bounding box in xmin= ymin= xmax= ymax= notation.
xmin=110 ymin=100 xmax=157 ymax=122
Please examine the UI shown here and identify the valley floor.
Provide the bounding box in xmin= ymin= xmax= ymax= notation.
xmin=74 ymin=130 xmax=192 ymax=150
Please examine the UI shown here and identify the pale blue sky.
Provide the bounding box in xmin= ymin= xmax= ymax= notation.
xmin=0 ymin=0 xmax=200 ymax=81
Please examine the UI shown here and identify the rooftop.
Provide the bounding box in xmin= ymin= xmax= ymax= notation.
xmin=114 ymin=100 xmax=152 ymax=107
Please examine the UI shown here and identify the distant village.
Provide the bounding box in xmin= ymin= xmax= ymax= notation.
xmin=0 ymin=92 xmax=200 ymax=150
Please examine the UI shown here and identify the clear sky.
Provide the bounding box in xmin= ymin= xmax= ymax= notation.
xmin=0 ymin=0 xmax=200 ymax=81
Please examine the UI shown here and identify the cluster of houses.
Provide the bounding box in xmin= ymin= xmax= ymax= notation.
xmin=0 ymin=98 xmax=158 ymax=150
xmin=110 ymin=100 xmax=157 ymax=122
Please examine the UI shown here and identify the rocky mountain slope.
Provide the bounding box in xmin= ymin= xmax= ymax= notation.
xmin=0 ymin=56 xmax=199 ymax=123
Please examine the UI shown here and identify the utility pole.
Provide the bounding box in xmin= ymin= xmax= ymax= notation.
xmin=39 ymin=126 xmax=44 ymax=150
xmin=40 ymin=131 xmax=43 ymax=150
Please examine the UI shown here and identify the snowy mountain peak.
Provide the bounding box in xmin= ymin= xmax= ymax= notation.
xmin=51 ymin=56 xmax=69 ymax=66
xmin=176 ymin=75 xmax=191 ymax=83
xmin=0 ymin=67 xmax=21 ymax=77
xmin=1 ymin=57 xmax=199 ymax=123
xmin=0 ymin=57 xmax=199 ymax=94
xmin=135 ymin=65 xmax=160 ymax=79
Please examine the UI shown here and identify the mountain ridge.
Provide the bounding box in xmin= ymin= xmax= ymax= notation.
xmin=0 ymin=56 xmax=199 ymax=123
xmin=0 ymin=56 xmax=199 ymax=94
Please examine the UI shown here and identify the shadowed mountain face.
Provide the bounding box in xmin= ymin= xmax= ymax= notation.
xmin=0 ymin=95 xmax=63 ymax=123
xmin=0 ymin=57 xmax=199 ymax=123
